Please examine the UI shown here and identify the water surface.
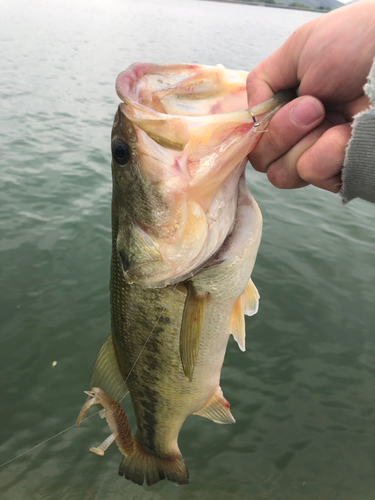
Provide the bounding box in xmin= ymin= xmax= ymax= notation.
xmin=1 ymin=0 xmax=374 ymax=498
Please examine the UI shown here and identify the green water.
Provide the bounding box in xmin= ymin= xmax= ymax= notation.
xmin=1 ymin=0 xmax=374 ymax=498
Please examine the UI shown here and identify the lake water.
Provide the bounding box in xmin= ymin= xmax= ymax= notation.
xmin=1 ymin=0 xmax=374 ymax=498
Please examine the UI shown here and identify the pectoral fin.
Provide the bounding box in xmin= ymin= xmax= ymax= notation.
xmin=194 ymin=386 xmax=235 ymax=424
xmin=231 ymin=278 xmax=260 ymax=352
xmin=117 ymin=221 xmax=171 ymax=286
xmin=90 ymin=332 xmax=128 ymax=402
xmin=244 ymin=278 xmax=259 ymax=316
xmin=179 ymin=283 xmax=208 ymax=382
xmin=230 ymin=294 xmax=246 ymax=352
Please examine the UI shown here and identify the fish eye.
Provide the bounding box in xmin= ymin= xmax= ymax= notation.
xmin=111 ymin=139 xmax=130 ymax=166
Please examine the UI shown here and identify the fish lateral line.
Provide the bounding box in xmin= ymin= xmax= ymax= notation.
xmin=122 ymin=281 xmax=180 ymax=387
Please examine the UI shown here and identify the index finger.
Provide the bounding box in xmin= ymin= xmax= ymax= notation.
xmin=246 ymin=26 xmax=308 ymax=108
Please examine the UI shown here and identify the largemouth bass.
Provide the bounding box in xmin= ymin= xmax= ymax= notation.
xmin=77 ymin=63 xmax=292 ymax=486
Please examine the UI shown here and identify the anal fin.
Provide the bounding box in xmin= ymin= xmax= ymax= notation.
xmin=90 ymin=331 xmax=128 ymax=402
xmin=194 ymin=386 xmax=235 ymax=424
xmin=180 ymin=283 xmax=209 ymax=382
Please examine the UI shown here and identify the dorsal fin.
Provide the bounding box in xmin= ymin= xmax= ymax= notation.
xmin=194 ymin=386 xmax=235 ymax=424
xmin=244 ymin=278 xmax=259 ymax=316
xmin=90 ymin=332 xmax=128 ymax=402
xmin=179 ymin=282 xmax=209 ymax=381
xmin=230 ymin=294 xmax=246 ymax=352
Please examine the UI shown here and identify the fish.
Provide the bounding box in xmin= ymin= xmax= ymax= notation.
xmin=76 ymin=63 xmax=293 ymax=486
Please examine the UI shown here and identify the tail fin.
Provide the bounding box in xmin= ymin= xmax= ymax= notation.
xmin=118 ymin=439 xmax=189 ymax=486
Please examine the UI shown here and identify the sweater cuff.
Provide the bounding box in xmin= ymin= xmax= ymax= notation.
xmin=340 ymin=58 xmax=375 ymax=204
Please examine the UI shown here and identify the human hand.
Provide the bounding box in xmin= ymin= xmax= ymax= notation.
xmin=247 ymin=0 xmax=375 ymax=193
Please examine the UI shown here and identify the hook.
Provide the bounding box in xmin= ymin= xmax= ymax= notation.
xmin=249 ymin=109 xmax=260 ymax=128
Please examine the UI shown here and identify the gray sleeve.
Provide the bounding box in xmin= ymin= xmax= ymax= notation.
xmin=340 ymin=58 xmax=375 ymax=204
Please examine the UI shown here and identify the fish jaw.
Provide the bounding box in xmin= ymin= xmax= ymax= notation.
xmin=112 ymin=63 xmax=290 ymax=287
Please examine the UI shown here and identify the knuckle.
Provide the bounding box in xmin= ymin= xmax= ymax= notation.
xmin=248 ymin=151 xmax=269 ymax=173
xmin=267 ymin=162 xmax=287 ymax=188
xmin=297 ymin=152 xmax=315 ymax=183
xmin=266 ymin=123 xmax=286 ymax=151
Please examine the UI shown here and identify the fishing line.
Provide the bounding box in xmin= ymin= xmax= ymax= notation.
xmin=1 ymin=147 xmax=247 ymax=471
xmin=0 ymin=410 xmax=101 ymax=470
xmin=1 ymin=104 xmax=259 ymax=474
xmin=0 ymin=265 xmax=177 ymax=471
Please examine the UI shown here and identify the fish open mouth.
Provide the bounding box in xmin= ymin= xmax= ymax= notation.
xmin=113 ymin=63 xmax=293 ymax=287
xmin=116 ymin=63 xmax=250 ymax=116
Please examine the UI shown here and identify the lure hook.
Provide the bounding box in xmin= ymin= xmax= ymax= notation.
xmin=249 ymin=108 xmax=260 ymax=128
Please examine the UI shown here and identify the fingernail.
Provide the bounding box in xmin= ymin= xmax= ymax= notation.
xmin=290 ymin=98 xmax=324 ymax=127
